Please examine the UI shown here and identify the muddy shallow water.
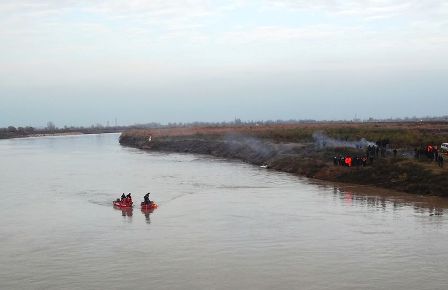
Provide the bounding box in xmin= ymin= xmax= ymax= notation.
xmin=0 ymin=133 xmax=447 ymax=290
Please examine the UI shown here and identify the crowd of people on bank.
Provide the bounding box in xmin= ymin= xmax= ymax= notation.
xmin=333 ymin=142 xmax=446 ymax=169
xmin=415 ymin=145 xmax=444 ymax=168
xmin=333 ymin=155 xmax=368 ymax=167
xmin=333 ymin=143 xmax=387 ymax=168
xmin=366 ymin=144 xmax=387 ymax=158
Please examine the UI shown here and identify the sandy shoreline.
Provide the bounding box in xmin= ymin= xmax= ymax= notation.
xmin=28 ymin=132 xmax=85 ymax=137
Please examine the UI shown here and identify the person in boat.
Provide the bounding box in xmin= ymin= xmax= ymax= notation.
xmin=121 ymin=193 xmax=126 ymax=201
xmin=144 ymin=192 xmax=152 ymax=205
xmin=126 ymin=193 xmax=132 ymax=204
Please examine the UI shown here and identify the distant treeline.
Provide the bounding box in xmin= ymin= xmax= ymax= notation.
xmin=3 ymin=115 xmax=448 ymax=140
xmin=0 ymin=124 xmax=128 ymax=139
xmin=137 ymin=115 xmax=448 ymax=128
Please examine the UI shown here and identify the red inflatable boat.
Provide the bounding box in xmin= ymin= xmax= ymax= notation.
xmin=113 ymin=200 xmax=133 ymax=208
xmin=141 ymin=202 xmax=158 ymax=210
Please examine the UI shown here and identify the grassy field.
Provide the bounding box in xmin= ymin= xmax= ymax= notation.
xmin=121 ymin=121 xmax=448 ymax=148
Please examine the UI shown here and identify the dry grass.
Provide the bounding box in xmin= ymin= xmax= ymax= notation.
xmin=122 ymin=122 xmax=448 ymax=148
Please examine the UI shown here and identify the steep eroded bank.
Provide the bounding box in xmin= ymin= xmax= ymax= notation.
xmin=120 ymin=128 xmax=448 ymax=197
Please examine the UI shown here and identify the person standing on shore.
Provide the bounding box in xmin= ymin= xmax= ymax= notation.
xmin=438 ymin=156 xmax=444 ymax=168
xmin=362 ymin=156 xmax=367 ymax=167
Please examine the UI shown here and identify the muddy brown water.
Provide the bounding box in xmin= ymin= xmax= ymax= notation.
xmin=0 ymin=133 xmax=447 ymax=290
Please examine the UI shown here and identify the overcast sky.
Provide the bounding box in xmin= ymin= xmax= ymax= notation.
xmin=1 ymin=0 xmax=447 ymax=127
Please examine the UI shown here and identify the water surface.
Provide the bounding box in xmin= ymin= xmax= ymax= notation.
xmin=0 ymin=134 xmax=447 ymax=290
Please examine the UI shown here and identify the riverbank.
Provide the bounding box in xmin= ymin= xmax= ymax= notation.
xmin=3 ymin=132 xmax=448 ymax=290
xmin=119 ymin=123 xmax=448 ymax=197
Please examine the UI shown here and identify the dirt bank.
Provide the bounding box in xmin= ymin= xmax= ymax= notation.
xmin=119 ymin=126 xmax=448 ymax=197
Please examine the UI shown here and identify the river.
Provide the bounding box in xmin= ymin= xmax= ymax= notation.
xmin=0 ymin=133 xmax=447 ymax=290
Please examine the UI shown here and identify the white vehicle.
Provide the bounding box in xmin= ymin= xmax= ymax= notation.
xmin=440 ymin=144 xmax=448 ymax=160
xmin=441 ymin=143 xmax=448 ymax=152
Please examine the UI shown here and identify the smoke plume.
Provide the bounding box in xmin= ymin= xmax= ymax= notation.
xmin=313 ymin=131 xmax=376 ymax=149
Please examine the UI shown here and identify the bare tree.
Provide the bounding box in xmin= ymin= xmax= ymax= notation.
xmin=47 ymin=121 xmax=56 ymax=131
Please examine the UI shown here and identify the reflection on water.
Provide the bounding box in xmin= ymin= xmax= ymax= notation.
xmin=331 ymin=186 xmax=447 ymax=216
xmin=141 ymin=208 xmax=155 ymax=224
xmin=114 ymin=207 xmax=133 ymax=218
xmin=1 ymin=134 xmax=448 ymax=290
xmin=113 ymin=204 xmax=156 ymax=223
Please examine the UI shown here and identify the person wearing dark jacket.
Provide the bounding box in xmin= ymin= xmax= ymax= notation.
xmin=438 ymin=156 xmax=444 ymax=168
xmin=126 ymin=193 xmax=132 ymax=204
xmin=144 ymin=193 xmax=151 ymax=204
